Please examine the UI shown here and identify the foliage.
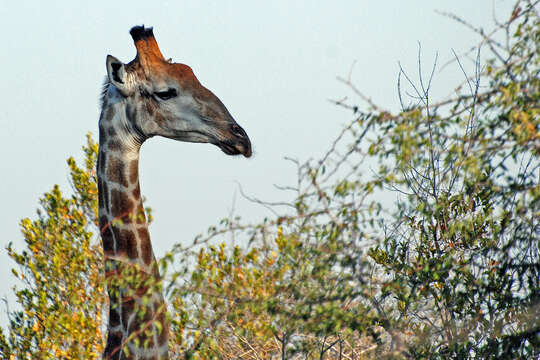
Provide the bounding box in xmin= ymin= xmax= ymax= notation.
xmin=0 ymin=135 xmax=105 ymax=359
xmin=165 ymin=1 xmax=539 ymax=358
xmin=1 ymin=1 xmax=539 ymax=359
xmin=167 ymin=227 xmax=378 ymax=359
xmin=366 ymin=2 xmax=540 ymax=356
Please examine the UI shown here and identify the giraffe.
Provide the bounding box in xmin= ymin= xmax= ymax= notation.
xmin=98 ymin=25 xmax=252 ymax=360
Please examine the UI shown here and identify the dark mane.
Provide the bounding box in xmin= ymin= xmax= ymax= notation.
xmin=99 ymin=77 xmax=110 ymax=110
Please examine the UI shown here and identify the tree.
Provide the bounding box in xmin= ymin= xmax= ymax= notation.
xmin=164 ymin=1 xmax=539 ymax=358
xmin=0 ymin=135 xmax=105 ymax=359
xmin=1 ymin=1 xmax=538 ymax=359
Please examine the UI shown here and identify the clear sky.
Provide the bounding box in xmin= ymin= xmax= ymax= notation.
xmin=0 ymin=1 xmax=515 ymax=327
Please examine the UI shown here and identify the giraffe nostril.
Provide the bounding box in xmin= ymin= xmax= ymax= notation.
xmin=231 ymin=124 xmax=246 ymax=138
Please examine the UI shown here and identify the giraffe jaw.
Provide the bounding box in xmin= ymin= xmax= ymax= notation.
xmin=162 ymin=130 xmax=252 ymax=158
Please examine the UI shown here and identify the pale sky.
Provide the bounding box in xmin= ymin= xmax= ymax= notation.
xmin=0 ymin=1 xmax=515 ymax=327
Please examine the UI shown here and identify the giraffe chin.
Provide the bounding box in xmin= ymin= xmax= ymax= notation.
xmin=217 ymin=141 xmax=252 ymax=158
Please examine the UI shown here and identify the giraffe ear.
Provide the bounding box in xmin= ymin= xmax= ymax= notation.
xmin=106 ymin=55 xmax=134 ymax=97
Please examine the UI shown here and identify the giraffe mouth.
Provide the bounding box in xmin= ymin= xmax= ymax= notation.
xmin=217 ymin=141 xmax=252 ymax=158
xmin=217 ymin=142 xmax=251 ymax=157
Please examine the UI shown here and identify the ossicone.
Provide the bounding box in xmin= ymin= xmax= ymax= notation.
xmin=129 ymin=25 xmax=155 ymax=42
xmin=129 ymin=24 xmax=165 ymax=65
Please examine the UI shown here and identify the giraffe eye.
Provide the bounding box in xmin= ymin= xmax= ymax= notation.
xmin=154 ymin=88 xmax=177 ymax=100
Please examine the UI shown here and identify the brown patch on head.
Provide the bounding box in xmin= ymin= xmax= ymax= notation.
xmin=142 ymin=98 xmax=166 ymax=128
xmin=154 ymin=108 xmax=166 ymax=127
xmin=145 ymin=101 xmax=156 ymax=116
xmin=107 ymin=157 xmax=129 ymax=188
xmin=169 ymin=63 xmax=195 ymax=78
xmin=137 ymin=228 xmax=154 ymax=265
xmin=110 ymin=189 xmax=134 ymax=217
xmin=167 ymin=63 xmax=200 ymax=91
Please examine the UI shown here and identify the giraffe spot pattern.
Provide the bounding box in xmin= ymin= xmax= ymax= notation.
xmin=137 ymin=228 xmax=153 ymax=265
xmin=129 ymin=159 xmax=139 ymax=184
xmin=105 ymin=106 xmax=116 ymax=122
xmin=98 ymin=31 xmax=184 ymax=357
xmin=101 ymin=224 xmax=115 ymax=254
xmin=111 ymin=227 xmax=126 ymax=256
xmin=107 ymin=139 xmax=123 ymax=152
xmin=120 ymin=228 xmax=140 ymax=259
xmin=108 ymin=126 xmax=117 ymax=137
xmin=110 ymin=189 xmax=134 ymax=217
xmin=107 ymin=157 xmax=130 ymax=187
xmin=129 ymin=160 xmax=139 ymax=187
xmin=145 ymin=101 xmax=155 ymax=116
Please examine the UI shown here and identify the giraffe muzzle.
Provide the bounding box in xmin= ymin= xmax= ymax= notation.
xmin=217 ymin=137 xmax=252 ymax=158
xmin=215 ymin=122 xmax=252 ymax=157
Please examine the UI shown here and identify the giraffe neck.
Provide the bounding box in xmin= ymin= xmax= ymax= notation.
xmin=98 ymin=87 xmax=168 ymax=360
xmin=98 ymin=129 xmax=151 ymax=267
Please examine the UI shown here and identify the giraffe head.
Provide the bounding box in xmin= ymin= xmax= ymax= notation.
xmin=104 ymin=25 xmax=252 ymax=157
